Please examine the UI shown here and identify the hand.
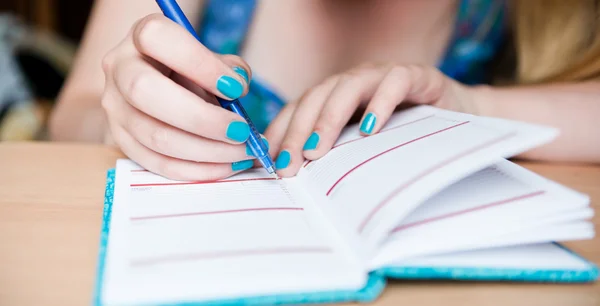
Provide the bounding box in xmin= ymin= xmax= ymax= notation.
xmin=264 ymin=63 xmax=476 ymax=177
xmin=101 ymin=14 xmax=260 ymax=181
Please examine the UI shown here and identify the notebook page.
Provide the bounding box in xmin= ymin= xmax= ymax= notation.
xmin=101 ymin=160 xmax=365 ymax=306
xmin=296 ymin=106 xmax=558 ymax=261
xmin=371 ymin=208 xmax=593 ymax=268
xmin=387 ymin=243 xmax=593 ymax=272
xmin=469 ymin=221 xmax=595 ymax=250
xmin=369 ymin=160 xmax=592 ymax=268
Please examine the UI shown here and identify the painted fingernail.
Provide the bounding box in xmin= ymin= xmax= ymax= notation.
xmin=246 ymin=136 xmax=269 ymax=156
xmin=275 ymin=150 xmax=291 ymax=170
xmin=226 ymin=121 xmax=250 ymax=142
xmin=216 ymin=75 xmax=244 ymax=99
xmin=303 ymin=132 xmax=320 ymax=151
xmin=360 ymin=113 xmax=377 ymax=134
xmin=233 ymin=66 xmax=250 ymax=84
xmin=232 ymin=160 xmax=254 ymax=171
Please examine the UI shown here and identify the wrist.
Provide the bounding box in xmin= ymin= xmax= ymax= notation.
xmin=463 ymin=84 xmax=497 ymax=117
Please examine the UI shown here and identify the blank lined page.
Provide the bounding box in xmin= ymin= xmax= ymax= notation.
xmin=388 ymin=243 xmax=593 ymax=271
xmin=369 ymin=159 xmax=591 ymax=268
xmin=101 ymin=160 xmax=364 ymax=306
xmin=297 ymin=106 xmax=557 ymax=259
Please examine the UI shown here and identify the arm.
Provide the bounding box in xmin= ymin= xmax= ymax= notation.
xmin=472 ymin=81 xmax=600 ymax=164
xmin=48 ymin=0 xmax=205 ymax=142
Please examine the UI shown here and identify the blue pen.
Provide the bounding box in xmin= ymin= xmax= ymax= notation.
xmin=155 ymin=0 xmax=279 ymax=178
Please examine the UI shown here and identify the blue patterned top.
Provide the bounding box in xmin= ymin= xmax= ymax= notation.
xmin=197 ymin=0 xmax=506 ymax=133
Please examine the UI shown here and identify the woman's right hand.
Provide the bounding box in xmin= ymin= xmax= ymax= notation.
xmin=101 ymin=14 xmax=259 ymax=181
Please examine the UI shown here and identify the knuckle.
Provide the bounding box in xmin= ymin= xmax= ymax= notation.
xmin=406 ymin=64 xmax=424 ymax=79
xmin=390 ymin=65 xmax=410 ymax=79
xmin=100 ymin=93 xmax=116 ymax=113
xmin=316 ymin=114 xmax=343 ymax=134
xmin=190 ymin=52 xmax=211 ymax=75
xmin=341 ymin=70 xmax=361 ymax=81
xmin=149 ymin=127 xmax=170 ymax=152
xmin=425 ymin=76 xmax=447 ymax=101
xmin=101 ymin=51 xmax=116 ymax=74
xmin=375 ymin=89 xmax=399 ymax=106
xmin=300 ymin=86 xmax=319 ymax=101
xmin=157 ymin=159 xmax=181 ymax=180
xmin=133 ymin=14 xmax=165 ymax=54
xmin=337 ymin=73 xmax=359 ymax=86
xmin=157 ymin=161 xmax=175 ymax=179
xmin=126 ymin=72 xmax=152 ymax=105
xmin=323 ymin=75 xmax=340 ymax=86
xmin=356 ymin=62 xmax=376 ymax=70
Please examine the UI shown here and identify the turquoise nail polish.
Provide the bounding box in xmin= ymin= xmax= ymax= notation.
xmin=275 ymin=150 xmax=291 ymax=170
xmin=303 ymin=132 xmax=320 ymax=150
xmin=226 ymin=121 xmax=250 ymax=142
xmin=233 ymin=66 xmax=250 ymax=84
xmin=216 ymin=75 xmax=244 ymax=99
xmin=232 ymin=160 xmax=254 ymax=171
xmin=360 ymin=113 xmax=377 ymax=134
xmin=247 ymin=137 xmax=269 ymax=156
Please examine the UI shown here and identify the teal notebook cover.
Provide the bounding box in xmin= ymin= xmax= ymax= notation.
xmin=94 ymin=169 xmax=599 ymax=306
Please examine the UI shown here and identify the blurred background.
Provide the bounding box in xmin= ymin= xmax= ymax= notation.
xmin=0 ymin=0 xmax=93 ymax=141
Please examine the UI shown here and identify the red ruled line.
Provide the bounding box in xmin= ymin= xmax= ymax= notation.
xmin=303 ymin=115 xmax=435 ymax=168
xmin=130 ymin=207 xmax=303 ymax=221
xmin=326 ymin=121 xmax=469 ymax=196
xmin=130 ymin=169 xmax=149 ymax=172
xmin=391 ymin=190 xmax=546 ymax=233
xmin=130 ymin=177 xmax=277 ymax=187
xmin=357 ymin=132 xmax=516 ymax=234
xmin=130 ymin=247 xmax=333 ymax=267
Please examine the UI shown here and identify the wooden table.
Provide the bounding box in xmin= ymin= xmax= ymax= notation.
xmin=1 ymin=142 xmax=599 ymax=305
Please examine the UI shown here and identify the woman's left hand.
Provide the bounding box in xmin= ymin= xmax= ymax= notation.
xmin=263 ymin=63 xmax=479 ymax=177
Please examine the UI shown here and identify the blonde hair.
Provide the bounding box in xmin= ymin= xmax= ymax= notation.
xmin=512 ymin=0 xmax=600 ymax=84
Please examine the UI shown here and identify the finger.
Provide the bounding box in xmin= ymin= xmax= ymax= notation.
xmin=109 ymin=122 xmax=255 ymax=181
xmin=170 ymin=72 xmax=219 ymax=105
xmin=262 ymin=102 xmax=299 ymax=157
xmin=274 ymin=76 xmax=339 ymax=177
xmin=358 ymin=66 xmax=411 ymax=135
xmin=113 ymin=56 xmax=251 ymax=144
xmin=170 ymin=54 xmax=252 ymax=103
xmin=359 ymin=65 xmax=448 ymax=135
xmin=303 ymin=68 xmax=385 ymax=160
xmin=114 ymin=97 xmax=251 ymax=163
xmin=132 ymin=14 xmax=248 ymax=100
xmin=219 ymin=54 xmax=252 ymax=86
xmin=404 ymin=65 xmax=448 ymax=104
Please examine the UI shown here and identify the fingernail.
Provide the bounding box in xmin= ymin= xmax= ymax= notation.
xmin=226 ymin=121 xmax=250 ymax=142
xmin=275 ymin=150 xmax=291 ymax=170
xmin=360 ymin=113 xmax=377 ymax=134
xmin=246 ymin=136 xmax=269 ymax=156
xmin=233 ymin=66 xmax=250 ymax=84
xmin=303 ymin=132 xmax=320 ymax=151
xmin=232 ymin=160 xmax=254 ymax=171
xmin=217 ymin=75 xmax=244 ymax=99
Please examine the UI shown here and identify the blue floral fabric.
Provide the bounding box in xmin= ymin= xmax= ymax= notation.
xmin=197 ymin=0 xmax=506 ymax=133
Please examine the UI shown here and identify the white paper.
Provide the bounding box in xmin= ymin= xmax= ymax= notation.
xmin=369 ymin=159 xmax=592 ymax=267
xmin=388 ymin=243 xmax=592 ymax=271
xmin=298 ymin=106 xmax=559 ymax=260
xmin=102 ymin=161 xmax=365 ymax=306
xmin=100 ymin=106 xmax=595 ymax=306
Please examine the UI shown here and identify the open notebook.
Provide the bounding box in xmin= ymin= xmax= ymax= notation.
xmin=94 ymin=106 xmax=598 ymax=306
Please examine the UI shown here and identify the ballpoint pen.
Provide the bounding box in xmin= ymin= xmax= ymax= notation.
xmin=155 ymin=0 xmax=279 ymax=179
